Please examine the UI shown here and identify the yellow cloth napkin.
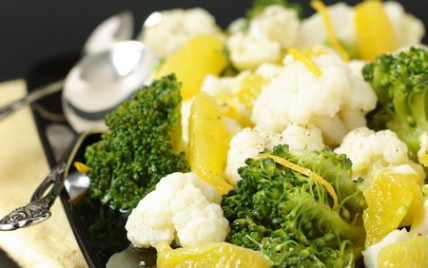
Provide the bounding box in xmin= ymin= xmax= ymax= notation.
xmin=0 ymin=80 xmax=87 ymax=268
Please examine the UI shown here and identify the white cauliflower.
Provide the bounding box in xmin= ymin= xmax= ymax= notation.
xmin=384 ymin=1 xmax=425 ymax=49
xmin=227 ymin=5 xmax=300 ymax=71
xmin=225 ymin=127 xmax=283 ymax=185
xmin=248 ymin=5 xmax=301 ymax=49
xmin=334 ymin=127 xmax=425 ymax=183
xmin=227 ymin=32 xmax=281 ymax=71
xmin=171 ymin=185 xmax=230 ymax=247
xmin=225 ymin=124 xmax=324 ymax=185
xmin=138 ymin=8 xmax=223 ymax=58
xmin=418 ymin=131 xmax=428 ymax=167
xmin=281 ymin=123 xmax=325 ymax=151
xmin=251 ymin=53 xmax=377 ymax=146
xmin=348 ymin=59 xmax=368 ymax=80
xmin=297 ymin=2 xmax=356 ymax=49
xmin=125 ymin=172 xmax=230 ymax=248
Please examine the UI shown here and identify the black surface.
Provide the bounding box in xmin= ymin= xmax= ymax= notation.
xmin=0 ymin=0 xmax=426 ymax=82
xmin=0 ymin=249 xmax=20 ymax=268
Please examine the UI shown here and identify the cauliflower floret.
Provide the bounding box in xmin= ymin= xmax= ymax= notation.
xmin=139 ymin=8 xmax=222 ymax=58
xmin=171 ymin=185 xmax=230 ymax=247
xmin=125 ymin=172 xmax=229 ymax=248
xmin=248 ymin=5 xmax=300 ymax=49
xmin=226 ymin=127 xmax=284 ymax=185
xmin=252 ymin=53 xmax=377 ymax=146
xmin=225 ymin=124 xmax=325 ymax=185
xmin=417 ymin=131 xmax=428 ymax=167
xmin=125 ymin=186 xmax=175 ymax=249
xmin=227 ymin=32 xmax=281 ymax=71
xmin=201 ymin=73 xmax=242 ymax=97
xmin=228 ymin=17 xmax=247 ymax=34
xmin=384 ymin=1 xmax=425 ymax=49
xmin=227 ymin=5 xmax=300 ymax=71
xmin=281 ymin=123 xmax=325 ymax=151
xmin=297 ymin=2 xmax=356 ymax=49
xmin=335 ymin=127 xmax=425 ymax=183
xmin=347 ymin=59 xmax=368 ymax=79
xmin=254 ymin=62 xmax=284 ymax=80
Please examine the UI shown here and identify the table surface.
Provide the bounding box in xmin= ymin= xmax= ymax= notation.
xmin=0 ymin=80 xmax=87 ymax=268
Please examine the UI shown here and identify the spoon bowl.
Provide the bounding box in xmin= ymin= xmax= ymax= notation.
xmin=0 ymin=11 xmax=134 ymax=123
xmin=83 ymin=11 xmax=134 ymax=55
xmin=62 ymin=40 xmax=158 ymax=133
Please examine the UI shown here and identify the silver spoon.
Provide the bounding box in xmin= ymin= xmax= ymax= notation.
xmin=0 ymin=15 xmax=158 ymax=231
xmin=0 ymin=11 xmax=134 ymax=121
xmin=0 ymin=41 xmax=157 ymax=230
xmin=62 ymin=40 xmax=157 ymax=133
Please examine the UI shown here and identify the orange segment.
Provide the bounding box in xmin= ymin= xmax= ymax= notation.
xmin=378 ymin=234 xmax=428 ymax=268
xmin=218 ymin=73 xmax=267 ymax=128
xmin=363 ymin=170 xmax=424 ymax=247
xmin=236 ymin=73 xmax=267 ymax=110
xmin=188 ymin=92 xmax=233 ymax=195
xmin=354 ymin=0 xmax=397 ymax=61
xmin=74 ymin=161 xmax=91 ymax=174
xmin=155 ymin=242 xmax=273 ymax=268
xmin=155 ymin=34 xmax=228 ymax=100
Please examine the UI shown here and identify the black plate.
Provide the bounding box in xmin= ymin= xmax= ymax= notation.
xmin=26 ymin=53 xmax=158 ymax=267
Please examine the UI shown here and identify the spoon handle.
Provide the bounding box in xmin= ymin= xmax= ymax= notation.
xmin=0 ymin=162 xmax=67 ymax=231
xmin=0 ymin=79 xmax=64 ymax=121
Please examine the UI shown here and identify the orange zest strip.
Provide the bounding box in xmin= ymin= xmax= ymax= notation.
xmin=258 ymin=153 xmax=338 ymax=210
xmin=288 ymin=47 xmax=322 ymax=77
xmin=311 ymin=0 xmax=350 ymax=62
xmin=74 ymin=161 xmax=91 ymax=174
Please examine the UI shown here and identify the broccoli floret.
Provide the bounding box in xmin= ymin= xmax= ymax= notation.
xmin=363 ymin=47 xmax=428 ymax=161
xmin=221 ymin=144 xmax=366 ymax=268
xmin=84 ymin=74 xmax=190 ymax=211
xmin=246 ymin=0 xmax=303 ymax=20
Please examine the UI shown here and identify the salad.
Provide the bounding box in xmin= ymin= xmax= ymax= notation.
xmin=76 ymin=0 xmax=428 ymax=267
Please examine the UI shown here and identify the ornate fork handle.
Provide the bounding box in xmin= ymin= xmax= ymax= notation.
xmin=0 ymin=162 xmax=67 ymax=231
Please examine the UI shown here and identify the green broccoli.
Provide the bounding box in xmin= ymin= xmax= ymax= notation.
xmin=246 ymin=0 xmax=303 ymax=20
xmin=84 ymin=74 xmax=190 ymax=211
xmin=221 ymin=144 xmax=366 ymax=268
xmin=363 ymin=46 xmax=428 ymax=161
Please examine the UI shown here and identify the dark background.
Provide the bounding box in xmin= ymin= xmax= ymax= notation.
xmin=0 ymin=1 xmax=426 ymax=267
xmin=0 ymin=0 xmax=425 ymax=83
